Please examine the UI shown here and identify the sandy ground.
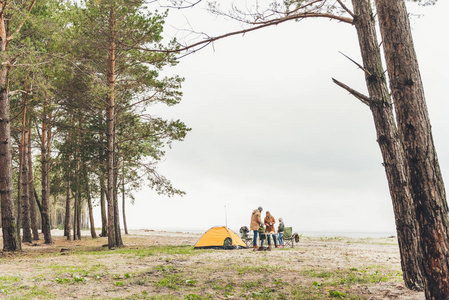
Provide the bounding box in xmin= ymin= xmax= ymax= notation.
xmin=0 ymin=229 xmax=426 ymax=299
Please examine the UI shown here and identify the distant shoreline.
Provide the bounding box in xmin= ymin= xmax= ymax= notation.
xmin=123 ymin=227 xmax=397 ymax=239
xmin=1 ymin=228 xmax=397 ymax=239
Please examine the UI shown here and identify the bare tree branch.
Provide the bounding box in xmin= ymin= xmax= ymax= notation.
xmin=338 ymin=51 xmax=371 ymax=76
xmin=332 ymin=77 xmax=370 ymax=106
xmin=130 ymin=12 xmax=352 ymax=55
xmin=154 ymin=0 xmax=202 ymax=9
xmin=336 ymin=0 xmax=355 ymax=18
xmin=9 ymin=89 xmax=31 ymax=96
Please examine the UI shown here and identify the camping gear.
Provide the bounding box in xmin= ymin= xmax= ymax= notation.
xmin=239 ymin=226 xmax=249 ymax=239
xmin=194 ymin=226 xmax=248 ymax=249
xmin=283 ymin=227 xmax=300 ymax=247
xmin=239 ymin=226 xmax=252 ymax=247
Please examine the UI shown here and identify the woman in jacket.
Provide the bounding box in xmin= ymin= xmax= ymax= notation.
xmin=250 ymin=206 xmax=263 ymax=248
xmin=264 ymin=211 xmax=278 ymax=248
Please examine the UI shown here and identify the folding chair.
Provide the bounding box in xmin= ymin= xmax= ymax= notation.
xmin=283 ymin=227 xmax=297 ymax=248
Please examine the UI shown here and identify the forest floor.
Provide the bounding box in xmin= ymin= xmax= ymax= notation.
xmin=0 ymin=229 xmax=425 ymax=299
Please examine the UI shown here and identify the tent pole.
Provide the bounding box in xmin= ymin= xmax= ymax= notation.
xmin=224 ymin=205 xmax=228 ymax=228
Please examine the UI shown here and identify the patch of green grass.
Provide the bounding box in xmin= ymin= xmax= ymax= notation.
xmin=241 ymin=279 xmax=263 ymax=290
xmin=155 ymin=274 xmax=184 ymax=290
xmin=81 ymin=245 xmax=197 ymax=257
xmin=235 ymin=264 xmax=281 ymax=275
xmin=0 ymin=276 xmax=21 ymax=284
xmin=249 ymin=288 xmax=277 ymax=299
xmin=302 ymin=266 xmax=399 ymax=287
xmin=24 ymin=286 xmax=55 ymax=299
xmin=334 ymin=267 xmax=396 ymax=285
xmin=115 ymin=281 xmax=125 ymax=286
xmin=328 ymin=290 xmax=346 ymax=298
xmin=183 ymin=293 xmax=213 ymax=299
xmin=55 ymin=278 xmax=71 ymax=284
xmin=0 ymin=276 xmax=21 ymax=296
xmin=3 ymin=285 xmax=54 ymax=299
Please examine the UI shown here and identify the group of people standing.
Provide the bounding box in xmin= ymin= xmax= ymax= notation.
xmin=250 ymin=206 xmax=284 ymax=250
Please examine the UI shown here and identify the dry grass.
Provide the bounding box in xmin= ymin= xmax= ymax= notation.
xmin=0 ymin=230 xmax=425 ymax=299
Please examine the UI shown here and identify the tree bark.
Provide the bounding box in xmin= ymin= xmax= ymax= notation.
xmin=375 ymin=0 xmax=449 ymax=297
xmin=113 ymin=131 xmax=123 ymax=247
xmin=64 ymin=118 xmax=72 ymax=239
xmin=28 ymin=129 xmax=39 ymax=240
xmin=21 ymin=129 xmax=32 ymax=243
xmin=122 ymin=170 xmax=128 ymax=235
xmin=0 ymin=7 xmax=19 ymax=251
xmin=106 ymin=6 xmax=117 ymax=249
xmin=64 ymin=179 xmax=71 ymax=240
xmin=86 ymin=179 xmax=97 ymax=238
xmin=19 ymin=88 xmax=31 ymax=243
xmin=73 ymin=190 xmax=78 ymax=239
xmin=40 ymin=98 xmax=53 ymax=244
xmin=350 ymin=0 xmax=423 ymax=290
xmin=16 ymin=98 xmax=26 ymax=243
xmin=73 ymin=120 xmax=82 ymax=240
xmin=100 ymin=177 xmax=107 ymax=237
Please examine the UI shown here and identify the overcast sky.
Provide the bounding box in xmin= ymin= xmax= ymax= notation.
xmin=97 ymin=1 xmax=449 ymax=235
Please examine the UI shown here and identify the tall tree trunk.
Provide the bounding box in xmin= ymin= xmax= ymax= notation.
xmin=74 ymin=189 xmax=81 ymax=240
xmin=113 ymin=131 xmax=123 ymax=247
xmin=106 ymin=6 xmax=117 ymax=249
xmin=16 ymin=95 xmax=27 ymax=243
xmin=86 ymin=179 xmax=97 ymax=239
xmin=122 ymin=170 xmax=128 ymax=235
xmin=28 ymin=129 xmax=39 ymax=241
xmin=76 ymin=192 xmax=81 ymax=240
xmin=34 ymin=186 xmax=43 ymax=230
xmin=20 ymin=89 xmax=31 ymax=243
xmin=375 ymin=0 xmax=449 ymax=297
xmin=21 ymin=130 xmax=32 ymax=243
xmin=64 ymin=179 xmax=71 ymax=240
xmin=41 ymin=98 xmax=52 ymax=244
xmin=349 ymin=0 xmax=423 ymax=290
xmin=76 ymin=121 xmax=82 ymax=240
xmin=64 ymin=117 xmax=72 ymax=239
xmin=73 ymin=190 xmax=78 ymax=240
xmin=100 ymin=177 xmax=107 ymax=237
xmin=0 ymin=9 xmax=19 ymax=251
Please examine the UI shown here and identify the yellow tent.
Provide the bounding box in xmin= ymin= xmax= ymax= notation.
xmin=194 ymin=226 xmax=248 ymax=249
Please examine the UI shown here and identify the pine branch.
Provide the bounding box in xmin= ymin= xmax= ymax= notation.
xmin=332 ymin=77 xmax=370 ymax=106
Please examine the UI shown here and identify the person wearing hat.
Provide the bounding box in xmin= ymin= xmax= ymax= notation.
xmin=277 ymin=218 xmax=285 ymax=248
xmin=250 ymin=206 xmax=263 ymax=249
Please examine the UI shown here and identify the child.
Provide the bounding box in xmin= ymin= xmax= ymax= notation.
xmin=278 ymin=218 xmax=285 ymax=247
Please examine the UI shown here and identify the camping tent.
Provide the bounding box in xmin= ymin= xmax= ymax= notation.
xmin=194 ymin=226 xmax=248 ymax=249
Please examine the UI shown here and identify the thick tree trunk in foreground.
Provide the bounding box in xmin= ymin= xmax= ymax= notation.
xmin=0 ymin=67 xmax=19 ymax=251
xmin=351 ymin=0 xmax=423 ymax=290
xmin=0 ymin=9 xmax=19 ymax=251
xmin=375 ymin=0 xmax=449 ymax=297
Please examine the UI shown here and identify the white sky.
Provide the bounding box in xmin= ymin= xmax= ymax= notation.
xmin=97 ymin=1 xmax=449 ymax=235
